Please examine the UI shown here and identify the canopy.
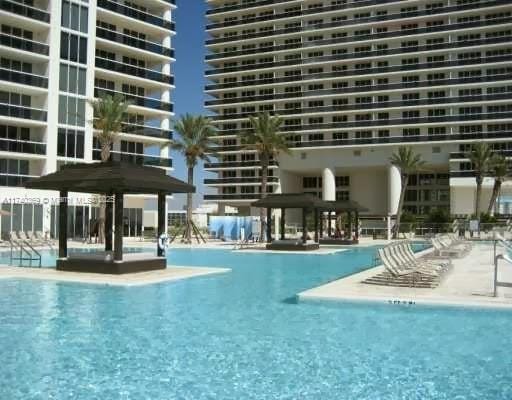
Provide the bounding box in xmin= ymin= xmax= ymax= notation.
xmin=24 ymin=161 xmax=194 ymax=195
xmin=252 ymin=193 xmax=324 ymax=209
xmin=316 ymin=200 xmax=369 ymax=212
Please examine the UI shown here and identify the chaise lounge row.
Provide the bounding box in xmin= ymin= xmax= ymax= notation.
xmin=9 ymin=231 xmax=55 ymax=248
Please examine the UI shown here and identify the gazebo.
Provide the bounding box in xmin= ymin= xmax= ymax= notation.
xmin=25 ymin=161 xmax=194 ymax=274
xmin=252 ymin=193 xmax=324 ymax=251
xmin=317 ymin=200 xmax=369 ymax=245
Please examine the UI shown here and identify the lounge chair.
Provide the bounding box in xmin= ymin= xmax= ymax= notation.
xmin=404 ymin=243 xmax=451 ymax=270
xmin=431 ymin=238 xmax=467 ymax=258
xmin=35 ymin=231 xmax=55 ymax=248
xmin=394 ymin=243 xmax=448 ymax=273
xmin=384 ymin=246 xmax=440 ymax=277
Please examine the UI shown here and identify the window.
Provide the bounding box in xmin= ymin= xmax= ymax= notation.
xmin=57 ymin=128 xmax=84 ymax=158
xmin=59 ymin=64 xmax=86 ymax=95
xmin=61 ymin=1 xmax=88 ymax=33
xmin=60 ymin=32 xmax=87 ymax=64
xmin=58 ymin=95 xmax=85 ymax=126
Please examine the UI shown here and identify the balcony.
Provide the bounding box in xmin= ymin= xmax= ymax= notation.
xmin=206 ymin=0 xmax=508 ymax=43
xmin=204 ymin=176 xmax=279 ymax=184
xmin=0 ymin=0 xmax=50 ymax=23
xmin=0 ymin=32 xmax=49 ymax=56
xmin=0 ymin=137 xmax=46 ymax=155
xmin=206 ymin=17 xmax=512 ymax=61
xmin=97 ymin=0 xmax=175 ymax=31
xmin=94 ymin=88 xmax=173 ymax=113
xmin=204 ymin=160 xmax=277 ymax=169
xmin=96 ymin=27 xmax=174 ymax=58
xmin=206 ymin=36 xmax=512 ymax=75
xmin=204 ymin=194 xmax=262 ymax=201
xmin=205 ymin=74 xmax=512 ymax=106
xmin=95 ymin=57 xmax=174 ymax=85
xmin=213 ymin=93 xmax=512 ymax=121
xmin=121 ymin=123 xmax=172 ymax=140
xmin=217 ymin=113 xmax=512 ymax=135
xmin=0 ymin=104 xmax=47 ymax=121
xmin=0 ymin=173 xmax=38 ymax=187
xmin=0 ymin=67 xmax=48 ymax=88
xmin=450 ymin=149 xmax=512 ymax=160
xmin=206 ymin=55 xmax=512 ymax=91
xmin=450 ymin=171 xmax=475 ymax=178
xmin=93 ymin=150 xmax=173 ymax=168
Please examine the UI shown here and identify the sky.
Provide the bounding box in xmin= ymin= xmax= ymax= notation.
xmin=167 ymin=0 xmax=215 ymax=210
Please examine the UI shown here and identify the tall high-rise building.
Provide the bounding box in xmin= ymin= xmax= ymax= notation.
xmin=204 ymin=0 xmax=512 ymax=217
xmin=0 ymin=0 xmax=175 ymax=238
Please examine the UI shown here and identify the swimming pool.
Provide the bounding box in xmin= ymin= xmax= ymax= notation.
xmin=1 ymin=246 xmax=511 ymax=399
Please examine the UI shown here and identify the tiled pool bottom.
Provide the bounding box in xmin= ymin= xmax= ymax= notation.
xmin=1 ymin=247 xmax=511 ymax=399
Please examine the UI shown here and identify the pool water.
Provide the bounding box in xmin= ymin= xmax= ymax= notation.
xmin=1 ymin=246 xmax=511 ymax=399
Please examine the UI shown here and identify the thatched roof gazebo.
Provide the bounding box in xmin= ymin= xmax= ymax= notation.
xmin=25 ymin=161 xmax=194 ymax=274
xmin=252 ymin=193 xmax=324 ymax=251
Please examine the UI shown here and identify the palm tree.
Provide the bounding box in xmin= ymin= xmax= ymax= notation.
xmin=487 ymin=154 xmax=509 ymax=215
xmin=172 ymin=114 xmax=217 ymax=243
xmin=389 ymin=146 xmax=425 ymax=239
xmin=88 ymin=94 xmax=130 ymax=243
xmin=242 ymin=112 xmax=289 ymax=239
xmin=466 ymin=143 xmax=493 ymax=220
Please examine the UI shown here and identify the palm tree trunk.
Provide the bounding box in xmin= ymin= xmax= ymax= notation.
xmin=186 ymin=166 xmax=194 ymax=243
xmin=487 ymin=179 xmax=502 ymax=215
xmin=475 ymin=175 xmax=483 ymax=220
xmin=393 ymin=175 xmax=408 ymax=239
xmin=260 ymin=154 xmax=269 ymax=241
xmin=97 ymin=143 xmax=111 ymax=244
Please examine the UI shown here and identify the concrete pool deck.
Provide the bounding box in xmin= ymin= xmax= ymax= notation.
xmin=299 ymin=243 xmax=512 ymax=309
xmin=0 ymin=265 xmax=230 ymax=287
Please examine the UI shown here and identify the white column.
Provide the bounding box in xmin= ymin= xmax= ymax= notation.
xmin=388 ymin=165 xmax=401 ymax=215
xmin=322 ymin=167 xmax=336 ymax=201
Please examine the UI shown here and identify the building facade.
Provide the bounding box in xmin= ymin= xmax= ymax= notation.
xmin=0 ymin=0 xmax=175 ymax=239
xmin=204 ymin=0 xmax=512 ymax=217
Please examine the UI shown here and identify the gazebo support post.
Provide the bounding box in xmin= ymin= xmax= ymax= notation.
xmin=320 ymin=213 xmax=324 ymax=239
xmin=314 ymin=208 xmax=319 ymax=243
xmin=157 ymin=193 xmax=166 ymax=257
xmin=302 ymin=208 xmax=307 ymax=244
xmin=105 ymin=191 xmax=113 ymax=252
xmin=348 ymin=211 xmax=353 ymax=240
xmin=355 ymin=211 xmax=360 ymax=241
xmin=266 ymin=207 xmax=272 ymax=243
xmin=58 ymin=190 xmax=68 ymax=259
xmin=328 ymin=211 xmax=332 ymax=238
xmin=114 ymin=192 xmax=123 ymax=262
xmin=280 ymin=208 xmax=285 ymax=240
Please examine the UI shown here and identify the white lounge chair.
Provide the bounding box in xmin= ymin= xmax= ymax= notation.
xmin=394 ymin=243 xmax=446 ymax=272
xmin=386 ymin=246 xmax=440 ymax=277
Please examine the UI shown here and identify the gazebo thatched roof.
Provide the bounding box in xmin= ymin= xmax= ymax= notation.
xmin=252 ymin=193 xmax=324 ymax=209
xmin=316 ymin=200 xmax=369 ymax=212
xmin=24 ymin=161 xmax=195 ymax=194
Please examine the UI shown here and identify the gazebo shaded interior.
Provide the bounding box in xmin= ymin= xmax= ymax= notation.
xmin=25 ymin=161 xmax=195 ymax=274
xmin=252 ymin=194 xmax=369 ymax=250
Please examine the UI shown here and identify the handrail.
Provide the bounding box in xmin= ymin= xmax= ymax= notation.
xmin=22 ymin=240 xmax=42 ymax=268
xmin=9 ymin=239 xmax=42 ymax=268
xmin=494 ymin=253 xmax=512 ymax=297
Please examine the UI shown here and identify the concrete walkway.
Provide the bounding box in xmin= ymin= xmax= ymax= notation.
xmin=0 ymin=265 xmax=230 ymax=287
xmin=299 ymin=243 xmax=512 ymax=309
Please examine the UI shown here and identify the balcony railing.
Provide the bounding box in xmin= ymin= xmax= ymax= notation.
xmin=95 ymin=57 xmax=174 ymax=85
xmin=94 ymin=88 xmax=173 ymax=113
xmin=93 ymin=150 xmax=173 ymax=168
xmin=97 ymin=0 xmax=175 ymax=31
xmin=121 ymin=123 xmax=172 ymax=140
xmin=206 ymin=0 xmax=508 ymax=43
xmin=213 ymin=93 xmax=512 ymax=121
xmin=0 ymin=0 xmax=50 ymax=22
xmin=206 ymin=54 xmax=512 ymax=91
xmin=450 ymin=149 xmax=512 ymax=159
xmin=0 ymin=173 xmax=38 ymax=187
xmin=206 ymin=36 xmax=512 ymax=75
xmin=204 ymin=160 xmax=277 ymax=169
xmin=0 ymin=137 xmax=46 ymax=155
xmin=0 ymin=32 xmax=49 ymax=56
xmin=0 ymin=104 xmax=47 ymax=121
xmin=217 ymin=113 xmax=512 ymax=134
xmin=450 ymin=171 xmax=475 ymax=178
xmin=204 ymin=194 xmax=262 ymax=200
xmin=212 ymin=131 xmax=512 ymax=152
xmin=204 ymin=177 xmax=279 ymax=184
xmin=96 ymin=27 xmax=174 ymax=58
xmin=207 ymin=17 xmax=512 ymax=61
xmin=0 ymin=67 xmax=48 ymax=88
xmin=205 ymin=74 xmax=512 ymax=106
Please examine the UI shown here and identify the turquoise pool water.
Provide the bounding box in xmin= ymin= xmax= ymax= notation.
xmin=1 ymin=246 xmax=511 ymax=399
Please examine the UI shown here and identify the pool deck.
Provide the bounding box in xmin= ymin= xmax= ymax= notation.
xmin=299 ymin=244 xmax=512 ymax=309
xmin=0 ymin=265 xmax=230 ymax=287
